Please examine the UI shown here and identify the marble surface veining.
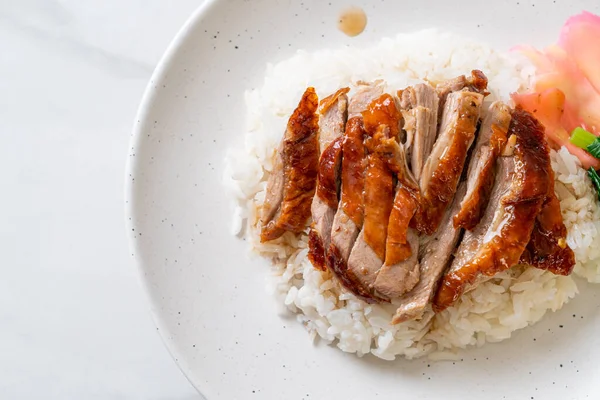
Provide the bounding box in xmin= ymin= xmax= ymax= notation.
xmin=0 ymin=1 xmax=205 ymax=398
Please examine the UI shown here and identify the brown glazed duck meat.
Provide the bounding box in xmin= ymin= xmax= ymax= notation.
xmin=372 ymin=120 xmax=421 ymax=299
xmin=266 ymin=74 xmax=575 ymax=321
xmin=398 ymin=83 xmax=439 ymax=181
xmin=327 ymin=83 xmax=383 ymax=300
xmin=520 ymin=176 xmax=576 ymax=276
xmin=260 ymin=87 xmax=320 ymax=242
xmin=436 ymin=69 xmax=488 ymax=120
xmin=414 ymin=87 xmax=484 ymax=234
xmin=433 ymin=108 xmax=558 ymax=312
xmin=453 ymin=101 xmax=512 ymax=230
xmin=392 ymin=183 xmax=466 ymax=324
xmin=308 ymin=88 xmax=349 ymax=270
xmin=344 ymin=93 xmax=401 ymax=300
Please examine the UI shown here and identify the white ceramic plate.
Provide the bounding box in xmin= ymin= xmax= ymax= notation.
xmin=127 ymin=1 xmax=600 ymax=398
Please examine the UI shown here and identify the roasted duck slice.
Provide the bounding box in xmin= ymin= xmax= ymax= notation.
xmin=454 ymin=101 xmax=512 ymax=230
xmin=433 ymin=108 xmax=552 ymax=312
xmin=375 ymin=229 xmax=420 ymax=299
xmin=327 ymin=84 xmax=383 ymax=298
xmin=398 ymin=83 xmax=439 ymax=180
xmin=436 ymin=70 xmax=488 ymax=120
xmin=260 ymin=87 xmax=320 ymax=242
xmin=392 ymin=184 xmax=466 ymax=324
xmin=414 ymin=90 xmax=483 ymax=235
xmin=345 ymin=93 xmax=399 ymax=299
xmin=308 ymin=88 xmax=349 ymax=270
xmin=520 ymin=178 xmax=576 ymax=276
xmin=372 ymin=135 xmax=421 ymax=299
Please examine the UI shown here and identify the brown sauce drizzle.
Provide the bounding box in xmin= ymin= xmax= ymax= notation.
xmin=338 ymin=7 xmax=367 ymax=37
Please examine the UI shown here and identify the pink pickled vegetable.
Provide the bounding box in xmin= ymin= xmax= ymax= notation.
xmin=559 ymin=12 xmax=600 ymax=95
xmin=512 ymin=12 xmax=600 ymax=167
xmin=513 ymin=90 xmax=600 ymax=169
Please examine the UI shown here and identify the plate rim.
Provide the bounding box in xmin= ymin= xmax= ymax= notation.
xmin=123 ymin=2 xmax=600 ymax=398
xmin=124 ymin=0 xmax=220 ymax=396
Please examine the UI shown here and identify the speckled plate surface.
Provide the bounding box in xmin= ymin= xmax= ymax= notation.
xmin=127 ymin=0 xmax=600 ymax=398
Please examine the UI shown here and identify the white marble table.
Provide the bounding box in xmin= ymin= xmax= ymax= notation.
xmin=0 ymin=1 xmax=205 ymax=398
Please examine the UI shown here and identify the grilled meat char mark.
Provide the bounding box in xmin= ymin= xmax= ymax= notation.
xmin=308 ymin=88 xmax=349 ymax=270
xmin=454 ymin=101 xmax=512 ymax=230
xmin=392 ymin=184 xmax=467 ymax=324
xmin=345 ymin=93 xmax=400 ymax=300
xmin=398 ymin=83 xmax=439 ymax=180
xmin=327 ymin=84 xmax=383 ymax=300
xmin=261 ymin=87 xmax=320 ymax=242
xmin=433 ymin=108 xmax=552 ymax=312
xmin=414 ymin=89 xmax=484 ymax=235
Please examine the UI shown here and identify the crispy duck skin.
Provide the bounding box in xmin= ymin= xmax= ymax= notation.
xmin=339 ymin=117 xmax=367 ymax=227
xmin=433 ymin=108 xmax=551 ymax=312
xmin=384 ymin=186 xmax=418 ymax=265
xmin=376 ymin=150 xmax=420 ymax=300
xmin=308 ymin=137 xmax=344 ymax=271
xmin=308 ymin=231 xmax=327 ymax=271
xmin=333 ymin=84 xmax=383 ymax=236
xmin=326 ymin=117 xmax=368 ymax=274
xmin=454 ymin=101 xmax=512 ymax=230
xmin=343 ymin=94 xmax=400 ymax=299
xmin=260 ymin=87 xmax=320 ymax=242
xmin=315 ymin=136 xmax=344 ymax=209
xmin=520 ymin=178 xmax=576 ymax=276
xmin=349 ymin=110 xmax=422 ymax=299
xmin=414 ymin=90 xmax=483 ymax=235
xmin=372 ymin=134 xmax=420 ymax=277
xmin=361 ymin=131 xmax=395 ymax=261
xmin=328 ymin=84 xmax=383 ymax=300
xmin=468 ymin=70 xmax=489 ymax=92
xmin=361 ymin=94 xmax=402 ymax=261
xmin=266 ymin=77 xmax=574 ymax=314
xmin=308 ymin=89 xmax=349 ymax=270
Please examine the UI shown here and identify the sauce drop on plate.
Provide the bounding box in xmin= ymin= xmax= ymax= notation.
xmin=338 ymin=7 xmax=367 ymax=37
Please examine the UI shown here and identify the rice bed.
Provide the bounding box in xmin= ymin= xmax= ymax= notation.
xmin=223 ymin=30 xmax=600 ymax=360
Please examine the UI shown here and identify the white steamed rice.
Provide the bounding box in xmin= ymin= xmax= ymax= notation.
xmin=223 ymin=29 xmax=600 ymax=360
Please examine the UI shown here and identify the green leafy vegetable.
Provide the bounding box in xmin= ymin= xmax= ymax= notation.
xmin=570 ymin=127 xmax=600 ymax=159
xmin=570 ymin=127 xmax=597 ymax=148
xmin=588 ymin=167 xmax=600 ymax=202
xmin=588 ymin=140 xmax=600 ymax=159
